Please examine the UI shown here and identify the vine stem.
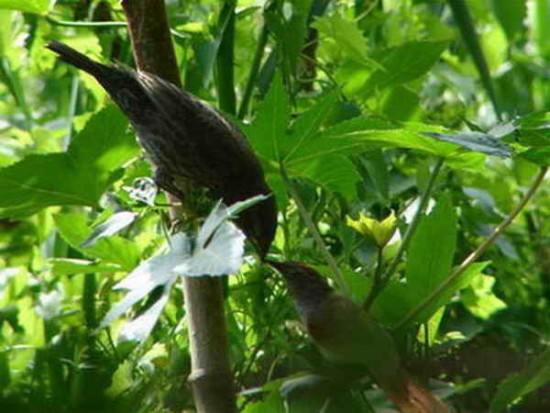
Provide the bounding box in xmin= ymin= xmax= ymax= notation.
xmin=395 ymin=166 xmax=548 ymax=330
xmin=45 ymin=16 xmax=188 ymax=40
xmin=380 ymin=157 xmax=445 ymax=284
xmin=281 ymin=165 xmax=350 ymax=296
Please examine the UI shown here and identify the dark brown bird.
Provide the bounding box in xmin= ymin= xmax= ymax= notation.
xmin=46 ymin=41 xmax=277 ymax=256
xmin=268 ymin=261 xmax=448 ymax=413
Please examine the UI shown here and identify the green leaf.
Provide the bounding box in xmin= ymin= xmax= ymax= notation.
xmin=244 ymin=72 xmax=290 ymax=162
xmin=406 ymin=195 xmax=457 ymax=299
xmin=519 ymin=147 xmax=550 ymax=166
xmin=373 ymin=261 xmax=489 ymax=327
xmin=380 ymin=86 xmax=420 ymax=121
xmin=490 ymin=0 xmax=527 ymax=41
xmin=313 ymin=14 xmax=378 ymax=68
xmin=298 ymin=154 xmax=359 ymax=200
xmin=361 ymin=41 xmax=449 ymax=93
xmin=360 ymin=150 xmax=389 ymax=200
xmin=0 ymin=106 xmax=138 ymax=218
xmin=461 ymin=274 xmax=507 ymax=319
xmin=0 ymin=0 xmax=49 ymax=13
xmin=491 ymin=347 xmax=550 ymax=411
xmin=49 ymin=259 xmax=122 ymax=276
xmin=54 ymin=212 xmax=140 ymax=271
xmin=515 ymin=112 xmax=550 ymax=147
xmin=284 ymin=92 xmax=338 ymax=162
xmin=286 ymin=118 xmax=458 ymax=165
xmin=422 ymin=131 xmax=513 ymax=157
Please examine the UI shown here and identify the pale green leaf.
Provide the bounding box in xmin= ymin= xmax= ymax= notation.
xmin=0 ymin=0 xmax=49 ymax=13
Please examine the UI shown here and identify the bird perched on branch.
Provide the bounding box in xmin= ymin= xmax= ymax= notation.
xmin=268 ymin=261 xmax=448 ymax=413
xmin=46 ymin=41 xmax=277 ymax=257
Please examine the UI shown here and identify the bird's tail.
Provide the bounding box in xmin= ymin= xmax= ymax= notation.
xmin=46 ymin=41 xmax=107 ymax=78
xmin=386 ymin=375 xmax=448 ymax=413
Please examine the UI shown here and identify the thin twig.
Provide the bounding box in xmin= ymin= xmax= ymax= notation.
xmin=395 ymin=166 xmax=548 ymax=330
xmin=281 ymin=165 xmax=350 ymax=296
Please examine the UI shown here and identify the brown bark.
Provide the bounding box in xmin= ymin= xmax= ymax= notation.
xmin=120 ymin=1 xmax=236 ymax=412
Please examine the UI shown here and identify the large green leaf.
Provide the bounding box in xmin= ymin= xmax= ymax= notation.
xmin=491 ymin=347 xmax=550 ymax=411
xmin=406 ymin=195 xmax=457 ymax=299
xmin=0 ymin=106 xmax=138 ymax=218
xmin=244 ymin=72 xmax=290 ymax=163
xmin=298 ymin=154 xmax=359 ymax=200
xmin=284 ymin=91 xmax=338 ymax=162
xmin=361 ymin=41 xmax=449 ymax=93
xmin=286 ymin=118 xmax=457 ymax=165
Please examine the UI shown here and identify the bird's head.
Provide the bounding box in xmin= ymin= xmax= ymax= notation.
xmin=267 ymin=261 xmax=334 ymax=308
xmin=236 ymin=195 xmax=277 ymax=258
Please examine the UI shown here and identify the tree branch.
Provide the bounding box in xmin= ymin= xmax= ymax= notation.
xmin=121 ymin=1 xmax=236 ymax=411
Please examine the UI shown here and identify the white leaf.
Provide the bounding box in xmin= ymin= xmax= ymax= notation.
xmin=197 ymin=194 xmax=269 ymax=248
xmin=100 ymin=233 xmax=190 ymax=328
xmin=81 ymin=211 xmax=136 ymax=248
xmin=175 ymin=221 xmax=245 ymax=276
xmin=118 ymin=289 xmax=171 ymax=342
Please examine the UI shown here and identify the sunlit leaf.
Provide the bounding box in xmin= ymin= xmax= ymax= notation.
xmin=0 ymin=106 xmax=138 ymax=218
xmin=461 ymin=274 xmax=507 ymax=319
xmin=49 ymin=258 xmax=122 ymax=276
xmin=0 ymin=0 xmax=49 ymax=13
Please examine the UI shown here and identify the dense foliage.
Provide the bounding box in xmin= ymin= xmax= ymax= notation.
xmin=0 ymin=0 xmax=549 ymax=412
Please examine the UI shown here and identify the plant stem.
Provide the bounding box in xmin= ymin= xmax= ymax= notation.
xmin=216 ymin=0 xmax=237 ymax=114
xmin=363 ymin=246 xmax=385 ymax=310
xmin=83 ymin=273 xmax=97 ymax=328
xmin=381 ymin=157 xmax=445 ymax=285
xmin=238 ymin=23 xmax=269 ymax=119
xmin=395 ymin=166 xmax=548 ymax=330
xmin=281 ymin=165 xmax=350 ymax=296
xmin=447 ymin=0 xmax=502 ymax=120
xmin=121 ymin=1 xmax=236 ymax=412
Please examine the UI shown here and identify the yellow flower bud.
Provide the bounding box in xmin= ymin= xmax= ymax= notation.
xmin=346 ymin=211 xmax=397 ymax=247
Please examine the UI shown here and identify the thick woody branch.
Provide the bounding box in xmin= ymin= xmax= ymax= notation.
xmin=120 ymin=1 xmax=236 ymax=412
